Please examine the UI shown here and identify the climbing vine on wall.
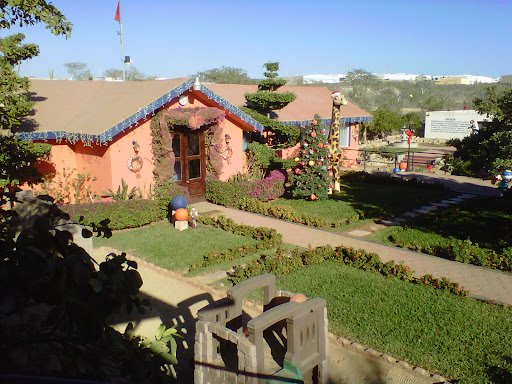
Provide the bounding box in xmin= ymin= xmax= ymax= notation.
xmin=150 ymin=107 xmax=226 ymax=185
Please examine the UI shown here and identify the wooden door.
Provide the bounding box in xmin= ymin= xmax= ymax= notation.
xmin=172 ymin=129 xmax=206 ymax=202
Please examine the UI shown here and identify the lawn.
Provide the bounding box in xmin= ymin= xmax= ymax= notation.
xmin=94 ymin=220 xmax=258 ymax=271
xmin=269 ymin=178 xmax=453 ymax=225
xmin=276 ymin=260 xmax=512 ymax=384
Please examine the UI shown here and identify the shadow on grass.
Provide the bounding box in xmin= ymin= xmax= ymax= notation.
xmin=485 ymin=355 xmax=512 ymax=384
xmin=399 ymin=197 xmax=512 ymax=250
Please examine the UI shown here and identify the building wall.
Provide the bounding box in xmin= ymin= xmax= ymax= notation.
xmin=340 ymin=123 xmax=359 ymax=168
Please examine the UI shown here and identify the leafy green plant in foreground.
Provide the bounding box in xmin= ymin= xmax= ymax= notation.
xmin=0 ymin=193 xmax=176 ymax=382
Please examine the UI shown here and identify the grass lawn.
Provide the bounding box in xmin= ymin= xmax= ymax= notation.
xmin=94 ymin=220 xmax=258 ymax=271
xmin=269 ymin=179 xmax=454 ymax=225
xmin=276 ymin=260 xmax=512 ymax=384
xmin=367 ymin=195 xmax=512 ymax=252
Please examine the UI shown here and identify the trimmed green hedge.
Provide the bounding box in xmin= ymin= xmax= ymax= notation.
xmin=390 ymin=228 xmax=512 ymax=272
xmin=62 ymin=200 xmax=165 ymax=230
xmin=231 ymin=244 xmax=468 ymax=297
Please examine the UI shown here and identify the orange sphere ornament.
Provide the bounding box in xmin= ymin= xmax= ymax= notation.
xmin=174 ymin=208 xmax=189 ymax=221
xmin=291 ymin=293 xmax=308 ymax=303
xmin=312 ymin=120 xmax=318 ymax=125
xmin=311 ymin=131 xmax=317 ymax=137
xmin=310 ymin=194 xmax=317 ymax=200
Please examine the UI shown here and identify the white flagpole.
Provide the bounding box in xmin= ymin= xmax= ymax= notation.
xmin=117 ymin=1 xmax=126 ymax=81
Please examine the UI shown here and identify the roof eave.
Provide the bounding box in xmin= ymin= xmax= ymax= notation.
xmin=16 ymin=78 xmax=264 ymax=145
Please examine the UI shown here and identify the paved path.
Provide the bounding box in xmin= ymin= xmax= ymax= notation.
xmin=192 ymin=201 xmax=512 ymax=306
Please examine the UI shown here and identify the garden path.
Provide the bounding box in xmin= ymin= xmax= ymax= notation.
xmin=192 ymin=201 xmax=512 ymax=306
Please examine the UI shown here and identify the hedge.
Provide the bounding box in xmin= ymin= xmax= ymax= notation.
xmin=390 ymin=228 xmax=512 ymax=272
xmin=230 ymin=244 xmax=468 ymax=297
xmin=62 ymin=199 xmax=165 ymax=230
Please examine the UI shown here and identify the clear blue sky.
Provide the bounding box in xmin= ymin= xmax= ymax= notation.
xmin=6 ymin=0 xmax=511 ymax=80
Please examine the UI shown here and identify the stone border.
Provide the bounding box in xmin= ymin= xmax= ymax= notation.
xmin=333 ymin=334 xmax=450 ymax=383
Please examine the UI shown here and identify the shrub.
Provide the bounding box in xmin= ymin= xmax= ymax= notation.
xmin=206 ymin=171 xmax=285 ymax=204
xmin=63 ymin=199 xmax=165 ymax=230
xmin=230 ymin=244 xmax=468 ymax=295
xmin=245 ymin=170 xmax=285 ymax=202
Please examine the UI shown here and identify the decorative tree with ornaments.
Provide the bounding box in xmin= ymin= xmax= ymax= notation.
xmin=289 ymin=114 xmax=331 ymax=200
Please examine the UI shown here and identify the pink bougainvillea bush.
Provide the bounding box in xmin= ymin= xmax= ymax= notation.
xmin=206 ymin=170 xmax=286 ymax=205
xmin=245 ymin=170 xmax=285 ymax=202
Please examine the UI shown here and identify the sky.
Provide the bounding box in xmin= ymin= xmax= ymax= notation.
xmin=5 ymin=0 xmax=512 ymax=80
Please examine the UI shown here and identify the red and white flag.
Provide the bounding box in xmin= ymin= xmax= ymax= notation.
xmin=114 ymin=1 xmax=121 ymax=22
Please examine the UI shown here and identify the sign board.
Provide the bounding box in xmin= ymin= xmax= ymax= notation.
xmin=424 ymin=110 xmax=490 ymax=140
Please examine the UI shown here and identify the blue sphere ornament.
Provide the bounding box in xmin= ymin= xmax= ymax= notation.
xmin=171 ymin=195 xmax=188 ymax=210
xmin=393 ymin=167 xmax=400 ymax=173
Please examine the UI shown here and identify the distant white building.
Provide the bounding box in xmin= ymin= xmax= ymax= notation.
xmin=432 ymin=75 xmax=498 ymax=84
xmin=373 ymin=73 xmax=428 ymax=81
xmin=424 ymin=110 xmax=491 ymax=140
xmin=303 ymin=74 xmax=346 ymax=84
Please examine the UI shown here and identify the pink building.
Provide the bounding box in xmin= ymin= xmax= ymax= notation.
xmin=19 ymin=78 xmax=371 ymax=202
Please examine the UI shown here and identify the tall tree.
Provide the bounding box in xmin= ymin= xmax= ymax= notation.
xmin=365 ymin=107 xmax=405 ymax=140
xmin=0 ymin=1 xmax=72 ymax=188
xmin=243 ymin=62 xmax=298 ymax=148
xmin=64 ymin=62 xmax=91 ymax=80
xmin=193 ymin=66 xmax=256 ymax=84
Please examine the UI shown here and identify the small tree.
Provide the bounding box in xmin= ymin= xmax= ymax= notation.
xmin=288 ymin=115 xmax=330 ymax=200
xmin=365 ymin=107 xmax=406 ymax=140
xmin=194 ymin=66 xmax=256 ymax=84
xmin=105 ymin=66 xmax=154 ymax=81
xmin=64 ymin=62 xmax=91 ymax=80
